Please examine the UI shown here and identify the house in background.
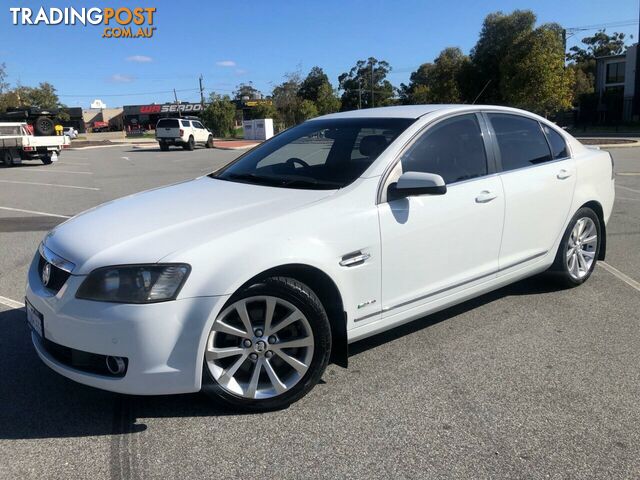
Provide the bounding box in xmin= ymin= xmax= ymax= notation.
xmin=595 ymin=44 xmax=637 ymax=122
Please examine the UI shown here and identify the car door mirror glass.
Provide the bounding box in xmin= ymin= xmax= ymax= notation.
xmin=388 ymin=171 xmax=447 ymax=200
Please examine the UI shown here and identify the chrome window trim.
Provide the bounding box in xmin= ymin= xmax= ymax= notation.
xmin=39 ymin=243 xmax=76 ymax=273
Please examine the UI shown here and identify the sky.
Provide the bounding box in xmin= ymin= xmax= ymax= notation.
xmin=0 ymin=0 xmax=638 ymax=108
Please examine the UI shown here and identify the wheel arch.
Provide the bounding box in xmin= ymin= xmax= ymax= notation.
xmin=238 ymin=263 xmax=349 ymax=368
xmin=581 ymin=200 xmax=606 ymax=260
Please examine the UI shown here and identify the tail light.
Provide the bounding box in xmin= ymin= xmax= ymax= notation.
xmin=179 ymin=129 xmax=184 ymax=137
xmin=23 ymin=146 xmax=34 ymax=151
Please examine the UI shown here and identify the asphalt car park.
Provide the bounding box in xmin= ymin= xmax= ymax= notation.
xmin=0 ymin=144 xmax=639 ymax=479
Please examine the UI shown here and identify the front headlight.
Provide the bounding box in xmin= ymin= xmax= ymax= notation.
xmin=76 ymin=264 xmax=190 ymax=303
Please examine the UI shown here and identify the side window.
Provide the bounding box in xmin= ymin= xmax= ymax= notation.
xmin=400 ymin=114 xmax=488 ymax=184
xmin=542 ymin=124 xmax=568 ymax=159
xmin=181 ymin=120 xmax=191 ymax=128
xmin=194 ymin=121 xmax=205 ymax=129
xmin=488 ymin=114 xmax=552 ymax=171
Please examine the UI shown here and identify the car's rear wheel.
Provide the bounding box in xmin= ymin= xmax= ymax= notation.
xmin=205 ymin=135 xmax=214 ymax=148
xmin=159 ymin=142 xmax=169 ymax=151
xmin=41 ymin=155 xmax=53 ymax=165
xmin=202 ymin=277 xmax=331 ymax=411
xmin=183 ymin=136 xmax=195 ymax=151
xmin=550 ymin=207 xmax=601 ymax=287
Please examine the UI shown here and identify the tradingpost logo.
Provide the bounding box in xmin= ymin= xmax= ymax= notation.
xmin=9 ymin=6 xmax=157 ymax=39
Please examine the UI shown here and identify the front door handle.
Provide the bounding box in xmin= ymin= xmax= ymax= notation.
xmin=557 ymin=169 xmax=572 ymax=180
xmin=475 ymin=190 xmax=497 ymax=203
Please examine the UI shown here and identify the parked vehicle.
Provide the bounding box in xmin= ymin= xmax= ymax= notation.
xmin=25 ymin=105 xmax=615 ymax=410
xmin=91 ymin=121 xmax=109 ymax=133
xmin=155 ymin=117 xmax=214 ymax=151
xmin=63 ymin=127 xmax=78 ymax=139
xmin=0 ymin=122 xmax=70 ymax=166
xmin=0 ymin=107 xmax=62 ymax=136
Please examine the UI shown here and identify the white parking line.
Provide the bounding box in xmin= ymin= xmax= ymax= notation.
xmin=0 ymin=206 xmax=71 ymax=219
xmin=617 ymin=185 xmax=640 ymax=194
xmin=0 ymin=179 xmax=99 ymax=191
xmin=600 ymin=262 xmax=640 ymax=293
xmin=0 ymin=296 xmax=24 ymax=310
xmin=17 ymin=169 xmax=93 ymax=175
xmin=617 ymin=172 xmax=640 ymax=176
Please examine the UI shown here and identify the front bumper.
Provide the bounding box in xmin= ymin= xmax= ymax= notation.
xmin=25 ymin=254 xmax=229 ymax=395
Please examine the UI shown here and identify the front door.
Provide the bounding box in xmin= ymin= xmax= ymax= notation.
xmin=378 ymin=114 xmax=505 ymax=319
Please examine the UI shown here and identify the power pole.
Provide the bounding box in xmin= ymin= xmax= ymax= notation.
xmin=358 ymin=79 xmax=362 ymax=109
xmin=199 ymin=74 xmax=205 ymax=107
xmin=173 ymin=88 xmax=181 ymax=117
xmin=371 ymin=63 xmax=375 ymax=108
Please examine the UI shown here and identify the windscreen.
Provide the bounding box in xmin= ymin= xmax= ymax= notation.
xmin=211 ymin=117 xmax=414 ymax=190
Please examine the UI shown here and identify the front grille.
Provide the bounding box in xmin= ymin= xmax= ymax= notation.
xmin=38 ymin=254 xmax=71 ymax=293
xmin=38 ymin=336 xmax=128 ymax=378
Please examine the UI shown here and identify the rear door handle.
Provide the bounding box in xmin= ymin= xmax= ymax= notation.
xmin=475 ymin=190 xmax=497 ymax=203
xmin=557 ymin=169 xmax=572 ymax=180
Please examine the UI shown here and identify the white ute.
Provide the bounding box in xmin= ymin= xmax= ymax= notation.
xmin=25 ymin=105 xmax=615 ymax=411
xmin=0 ymin=122 xmax=70 ymax=166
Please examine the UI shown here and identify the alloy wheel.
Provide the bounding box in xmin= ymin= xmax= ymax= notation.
xmin=206 ymin=296 xmax=314 ymax=400
xmin=566 ymin=217 xmax=597 ymax=280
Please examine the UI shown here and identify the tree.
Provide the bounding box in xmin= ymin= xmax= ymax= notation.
xmin=298 ymin=67 xmax=330 ymax=103
xmin=234 ymin=82 xmax=261 ymax=101
xmin=15 ymin=82 xmax=61 ymax=109
xmin=200 ymin=93 xmax=236 ymax=137
xmin=298 ymin=66 xmax=340 ymax=114
xmin=315 ymin=82 xmax=341 ymax=114
xmin=501 ymin=24 xmax=574 ymax=116
xmin=400 ymin=63 xmax=434 ymax=104
xmin=470 ymin=10 xmax=537 ymax=103
xmin=567 ymin=30 xmax=629 ymax=64
xmin=338 ymin=57 xmax=395 ymax=110
xmin=272 ymin=71 xmax=303 ymax=128
xmin=247 ymin=101 xmax=277 ymax=120
xmin=298 ymin=99 xmax=318 ymax=121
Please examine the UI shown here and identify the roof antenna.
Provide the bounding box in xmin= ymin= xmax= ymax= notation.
xmin=472 ymin=79 xmax=491 ymax=105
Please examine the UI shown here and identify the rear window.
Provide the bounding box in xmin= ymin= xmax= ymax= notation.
xmin=157 ymin=119 xmax=180 ymax=128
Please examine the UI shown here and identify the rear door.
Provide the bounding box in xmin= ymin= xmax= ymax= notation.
xmin=486 ymin=113 xmax=576 ymax=271
xmin=156 ymin=118 xmax=181 ymax=139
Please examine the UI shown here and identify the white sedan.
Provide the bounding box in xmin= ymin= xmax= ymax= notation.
xmin=25 ymin=105 xmax=615 ymax=410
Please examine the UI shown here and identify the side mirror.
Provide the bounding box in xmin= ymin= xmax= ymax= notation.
xmin=388 ymin=171 xmax=447 ymax=200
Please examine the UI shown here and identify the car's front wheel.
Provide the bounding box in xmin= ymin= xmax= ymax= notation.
xmin=550 ymin=207 xmax=601 ymax=287
xmin=202 ymin=277 xmax=331 ymax=411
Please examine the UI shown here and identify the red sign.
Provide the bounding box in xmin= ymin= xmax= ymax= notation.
xmin=140 ymin=105 xmax=162 ymax=114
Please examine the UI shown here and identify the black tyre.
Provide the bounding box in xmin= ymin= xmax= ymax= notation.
xmin=205 ymin=135 xmax=214 ymax=148
xmin=183 ymin=136 xmax=195 ymax=151
xmin=34 ymin=116 xmax=55 ymax=136
xmin=202 ymin=276 xmax=332 ymax=411
xmin=549 ymin=207 xmax=601 ymax=287
xmin=159 ymin=142 xmax=169 ymax=151
xmin=41 ymin=155 xmax=53 ymax=165
xmin=2 ymin=150 xmax=15 ymax=167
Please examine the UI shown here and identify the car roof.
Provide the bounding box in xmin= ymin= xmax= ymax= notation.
xmin=313 ymin=104 xmax=540 ymax=120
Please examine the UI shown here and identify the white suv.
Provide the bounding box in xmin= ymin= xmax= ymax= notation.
xmin=155 ymin=117 xmax=213 ymax=151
